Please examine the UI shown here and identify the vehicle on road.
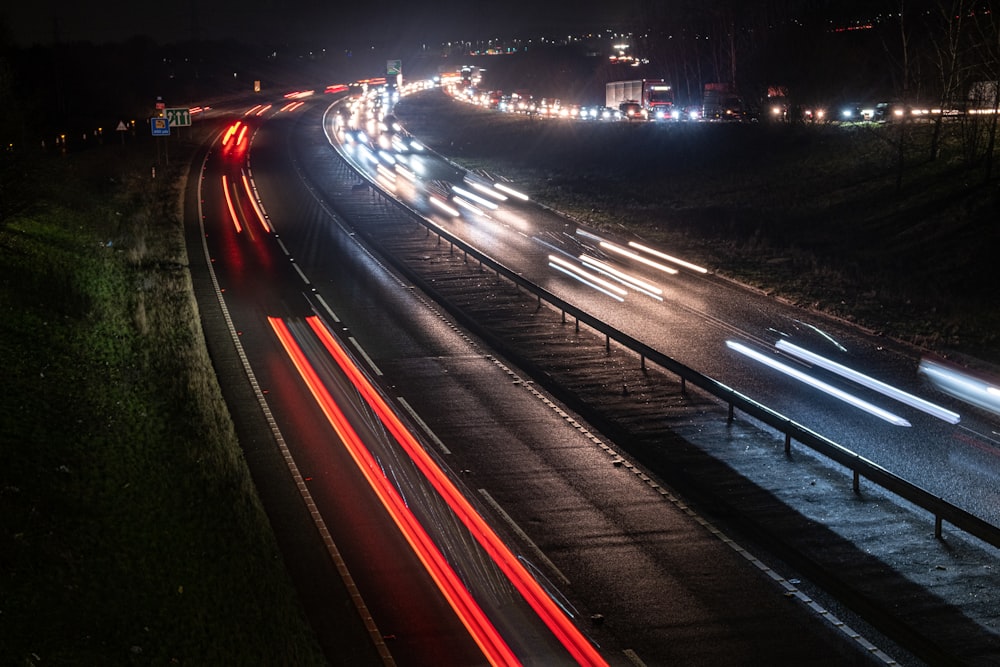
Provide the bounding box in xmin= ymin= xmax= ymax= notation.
xmin=606 ymin=79 xmax=677 ymax=120
xmin=702 ymin=82 xmax=747 ymax=121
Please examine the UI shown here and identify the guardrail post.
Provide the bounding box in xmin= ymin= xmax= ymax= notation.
xmin=561 ymin=310 xmax=566 ymax=323
xmin=853 ymin=471 xmax=860 ymax=495
xmin=784 ymin=433 xmax=791 ymax=456
xmin=640 ymin=355 xmax=646 ymax=372
xmin=727 ymin=402 xmax=734 ymax=423
xmin=605 ymin=333 xmax=611 ymax=353
xmin=935 ymin=516 xmax=943 ymax=540
xmin=680 ymin=377 xmax=687 ymax=394
xmin=575 ymin=317 xmax=580 ymax=333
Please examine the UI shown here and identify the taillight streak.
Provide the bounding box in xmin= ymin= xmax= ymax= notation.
xmin=268 ymin=317 xmax=519 ymax=666
xmin=241 ymin=170 xmax=271 ymax=233
xmin=220 ymin=174 xmax=242 ymax=233
xmin=305 ymin=315 xmax=608 ymax=667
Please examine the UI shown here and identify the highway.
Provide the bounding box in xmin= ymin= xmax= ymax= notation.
xmin=328 ymin=86 xmax=1000 ymax=530
xmin=195 ymin=101 xmax=598 ymax=665
xmin=184 ymin=91 xmax=903 ymax=664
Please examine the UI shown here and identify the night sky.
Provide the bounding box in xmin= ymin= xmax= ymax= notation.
xmin=3 ymin=0 xmax=640 ymax=48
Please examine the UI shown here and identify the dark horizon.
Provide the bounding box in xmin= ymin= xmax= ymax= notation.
xmin=2 ymin=1 xmax=646 ymax=50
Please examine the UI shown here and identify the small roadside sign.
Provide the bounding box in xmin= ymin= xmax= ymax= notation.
xmin=164 ymin=107 xmax=191 ymax=127
xmin=150 ymin=117 xmax=170 ymax=136
xmin=116 ymin=121 xmax=128 ymax=132
xmin=387 ymin=59 xmax=401 ymax=76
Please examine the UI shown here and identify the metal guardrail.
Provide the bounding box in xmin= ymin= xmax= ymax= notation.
xmin=327 ymin=106 xmax=1000 ymax=552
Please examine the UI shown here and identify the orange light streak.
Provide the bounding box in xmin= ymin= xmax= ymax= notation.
xmin=220 ymin=175 xmax=242 ymax=233
xmin=268 ymin=318 xmax=519 ymax=666
xmin=241 ymin=171 xmax=271 ymax=233
xmin=306 ymin=316 xmax=607 ymax=666
xmin=222 ymin=121 xmax=241 ymax=146
xmin=236 ymin=125 xmax=249 ymax=146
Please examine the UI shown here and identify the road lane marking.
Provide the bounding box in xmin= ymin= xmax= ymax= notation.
xmin=314 ymin=294 xmax=341 ymax=323
xmin=397 ymin=397 xmax=450 ymax=454
xmin=291 ymin=261 xmax=310 ymax=285
xmin=478 ymin=489 xmax=570 ymax=585
xmin=348 ymin=336 xmax=383 ymax=376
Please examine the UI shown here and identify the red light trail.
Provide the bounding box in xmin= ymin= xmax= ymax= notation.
xmin=268 ymin=317 xmax=520 ymax=666
xmin=305 ymin=315 xmax=607 ymax=666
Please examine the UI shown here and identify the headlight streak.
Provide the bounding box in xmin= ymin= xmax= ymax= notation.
xmin=429 ymin=196 xmax=460 ymax=217
xmin=599 ymin=241 xmax=678 ymax=275
xmin=791 ymin=319 xmax=847 ymax=353
xmin=548 ymin=255 xmax=627 ymax=302
xmin=494 ymin=183 xmax=529 ymax=200
xmin=726 ymin=340 xmax=911 ymax=427
xmin=451 ymin=186 xmax=500 ymax=210
xmin=579 ymin=255 xmax=663 ymax=301
xmin=267 ymin=318 xmax=519 ymax=666
xmin=220 ymin=174 xmax=242 ymax=233
xmin=627 ymin=241 xmax=708 ymax=274
xmin=302 ymin=316 xmax=609 ymax=666
xmin=776 ymin=340 xmax=960 ymax=424
xmin=394 ymin=163 xmax=417 ymax=182
xmin=465 ymin=178 xmax=509 ymax=201
xmin=919 ymin=358 xmax=1000 ymax=417
xmin=451 ymin=196 xmax=485 ymax=217
xmin=240 ymin=170 xmax=272 ymax=233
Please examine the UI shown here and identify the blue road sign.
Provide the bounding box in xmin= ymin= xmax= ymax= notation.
xmin=150 ymin=117 xmax=170 ymax=136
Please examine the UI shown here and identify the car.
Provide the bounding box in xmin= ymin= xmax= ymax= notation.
xmin=619 ymin=100 xmax=644 ymax=120
xmin=836 ymin=102 xmax=875 ymax=122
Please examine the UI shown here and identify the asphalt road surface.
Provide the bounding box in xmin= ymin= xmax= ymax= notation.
xmin=182 ymin=89 xmax=999 ymax=665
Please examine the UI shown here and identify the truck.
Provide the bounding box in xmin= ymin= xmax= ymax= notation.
xmin=702 ymin=82 xmax=747 ymax=121
xmin=605 ymin=79 xmax=677 ymax=120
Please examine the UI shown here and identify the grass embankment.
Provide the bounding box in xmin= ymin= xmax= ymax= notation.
xmin=0 ymin=144 xmax=325 ymax=664
xmin=395 ymin=91 xmax=1000 ymax=365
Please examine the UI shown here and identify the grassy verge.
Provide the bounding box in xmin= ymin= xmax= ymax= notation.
xmin=395 ymin=91 xmax=1000 ymax=365
xmin=0 ymin=142 xmax=325 ymax=664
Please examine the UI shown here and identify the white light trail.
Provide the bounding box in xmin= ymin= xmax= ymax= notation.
xmin=494 ymin=183 xmax=529 ymax=200
xmin=451 ymin=196 xmax=485 ymax=217
xmin=599 ymin=241 xmax=678 ymax=275
xmin=451 ymin=186 xmax=499 ymax=210
xmin=726 ymin=340 xmax=911 ymax=427
xmin=428 ymin=196 xmax=460 ymax=217
xmin=467 ymin=179 xmax=509 ymax=201
xmin=776 ymin=340 xmax=960 ymax=424
xmin=579 ymin=255 xmax=663 ymax=301
xmin=394 ymin=163 xmax=417 ymax=182
xmin=548 ymin=256 xmax=626 ymax=302
xmin=627 ymin=241 xmax=708 ymax=274
xmin=919 ymin=359 xmax=1000 ymax=417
